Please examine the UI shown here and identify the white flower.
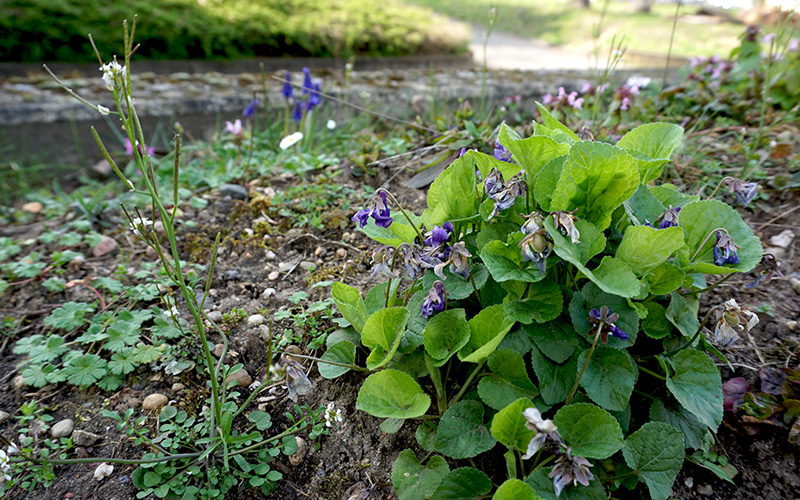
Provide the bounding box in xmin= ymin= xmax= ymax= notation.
xmin=0 ymin=449 xmax=11 ymax=482
xmin=521 ymin=408 xmax=558 ymax=460
xmin=626 ymin=76 xmax=651 ymax=89
xmin=279 ymin=132 xmax=303 ymax=150
xmin=163 ymin=306 xmax=180 ymax=320
xmin=97 ymin=105 xmax=110 ymax=115
xmin=324 ymin=402 xmax=343 ymax=428
xmin=99 ymin=60 xmax=126 ymax=91
xmin=6 ymin=443 xmax=17 ymax=455
xmin=129 ymin=216 xmax=153 ymax=237
xmin=326 ymin=119 xmax=336 ymax=130
xmin=94 ymin=462 xmax=113 ymax=480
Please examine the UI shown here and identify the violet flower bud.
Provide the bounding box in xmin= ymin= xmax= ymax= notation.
xmin=421 ymin=281 xmax=446 ymax=318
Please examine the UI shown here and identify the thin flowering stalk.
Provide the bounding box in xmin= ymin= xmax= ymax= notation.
xmin=565 ymin=324 xmax=603 ymax=405
xmin=688 ymin=227 xmax=733 ymax=263
xmin=380 ymin=190 xmax=425 ymax=243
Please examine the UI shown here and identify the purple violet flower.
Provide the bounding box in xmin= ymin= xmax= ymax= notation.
xmin=282 ymin=70 xmax=293 ymax=99
xmin=713 ymin=230 xmax=740 ymax=266
xmin=657 ymin=206 xmax=681 ymax=229
xmin=493 ymin=139 xmax=514 ymax=163
xmin=588 ymin=306 xmax=628 ymax=343
xmin=425 ymin=222 xmax=453 ymax=246
xmin=291 ymin=100 xmax=303 ymax=123
xmin=421 ymin=281 xmax=446 ymax=318
xmin=352 ymin=190 xmax=393 ymax=229
xmin=243 ymin=99 xmax=258 ymax=118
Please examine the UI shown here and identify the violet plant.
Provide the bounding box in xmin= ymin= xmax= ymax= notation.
xmin=323 ymin=104 xmax=766 ymax=499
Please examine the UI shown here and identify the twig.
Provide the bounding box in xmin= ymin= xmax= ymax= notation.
xmin=740 ymin=328 xmax=766 ymax=365
xmin=284 ymin=233 xmax=362 ymax=254
xmin=754 ymin=204 xmax=800 ymax=232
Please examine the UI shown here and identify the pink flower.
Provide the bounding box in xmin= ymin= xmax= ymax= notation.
xmin=580 ymin=82 xmax=593 ymax=94
xmin=123 ymin=138 xmax=155 ymax=157
xmin=572 ymin=97 xmax=584 ymax=110
xmin=542 ymin=93 xmax=553 ymax=105
xmin=763 ymin=33 xmax=777 ymax=45
xmin=620 ymin=97 xmax=630 ymax=111
xmin=225 ymin=119 xmax=243 ymax=137
xmin=789 ymin=38 xmax=799 ymax=52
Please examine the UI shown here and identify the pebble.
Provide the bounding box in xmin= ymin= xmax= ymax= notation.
xmin=247 ymin=314 xmax=266 ymax=326
xmin=261 ymin=287 xmax=276 ymax=299
xmin=268 ymin=271 xmax=279 ymax=280
xmin=769 ymin=229 xmax=795 ymax=249
xmin=224 ymin=269 xmax=242 ymax=281
xmin=206 ymin=310 xmax=223 ymax=322
xmin=12 ymin=375 xmax=25 ymax=390
xmin=72 ymin=430 xmax=101 ymax=447
xmin=213 ymin=343 xmax=226 ymax=357
xmin=696 ymin=484 xmax=713 ymax=496
xmin=171 ymin=383 xmax=185 ymax=392
xmin=790 ymin=277 xmax=800 ymax=295
xmin=278 ymin=262 xmax=294 ymax=273
xmin=336 ymin=248 xmax=347 ymax=259
xmin=142 ymin=394 xmax=168 ymax=411
xmin=300 ymin=261 xmax=315 ymax=270
xmin=0 ymin=410 xmax=9 ymax=424
xmin=225 ymin=369 xmax=252 ymax=388
xmin=91 ymin=236 xmax=117 ymax=257
xmin=314 ymin=246 xmax=325 ymax=257
xmin=21 ymin=201 xmax=43 ymax=213
xmin=786 ymin=320 xmax=798 ymax=331
xmin=285 ymin=228 xmax=303 ymax=239
xmin=51 ymin=419 xmax=74 ymax=438
xmin=219 ymin=183 xmax=249 ymax=200
xmin=265 ymin=250 xmax=277 ymax=260
xmin=288 ymin=437 xmax=308 ymax=466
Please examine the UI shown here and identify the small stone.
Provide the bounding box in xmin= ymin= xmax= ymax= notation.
xmin=0 ymin=411 xmax=9 ymax=424
xmin=153 ymin=221 xmax=165 ymax=234
xmin=696 ymin=484 xmax=713 ymax=496
xmin=224 ymin=269 xmax=242 ymax=281
xmin=247 ymin=314 xmax=266 ymax=327
xmin=21 ymin=201 xmax=43 ymax=213
xmin=786 ymin=320 xmax=798 ymax=331
xmin=225 ymin=369 xmax=252 ymax=388
xmin=213 ymin=343 xmax=226 ymax=357
xmin=336 ymin=248 xmax=347 ymax=259
xmin=268 ymin=271 xmax=280 ymax=281
xmin=51 ymin=419 xmax=75 ymax=438
xmin=288 ymin=437 xmax=308 ymax=465
xmin=261 ymin=287 xmax=276 ymax=299
xmin=171 ymin=383 xmax=185 ymax=392
xmin=278 ymin=262 xmax=293 ymax=273
xmin=72 ymin=430 xmax=101 ymax=447
xmin=790 ymin=277 xmax=800 ymax=295
xmin=142 ymin=394 xmax=168 ymax=411
xmin=684 ymin=477 xmax=694 ymax=488
xmin=219 ymin=183 xmax=248 ymax=201
xmin=12 ymin=375 xmax=25 ymax=390
xmin=769 ymin=229 xmax=795 ymax=249
xmin=285 ymin=228 xmax=303 ymax=239
xmin=265 ymin=250 xmax=277 ymax=260
xmin=314 ymin=246 xmax=324 ymax=257
xmin=206 ymin=310 xmax=223 ymax=322
xmin=92 ymin=236 xmax=118 ymax=257
xmin=300 ymin=261 xmax=315 ymax=271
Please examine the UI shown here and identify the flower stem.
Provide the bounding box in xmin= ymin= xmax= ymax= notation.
xmin=662 ymin=305 xmax=721 ymax=358
xmin=565 ymin=324 xmax=603 ymax=405
xmin=705 ymin=176 xmax=734 ymax=201
xmin=448 ymin=362 xmax=485 ymax=407
xmin=284 ymin=352 xmax=369 ymax=372
xmin=689 ymin=227 xmax=730 ymax=263
xmin=636 ymin=364 xmax=667 ymax=381
xmin=381 ymin=190 xmax=424 ymax=243
xmin=680 ymin=272 xmax=735 ymax=297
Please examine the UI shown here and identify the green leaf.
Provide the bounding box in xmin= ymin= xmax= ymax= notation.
xmin=362 ymin=307 xmax=410 ymax=370
xmin=546 ymin=219 xmax=641 ymax=298
xmin=459 ymin=304 xmax=516 ymax=363
xmin=623 ymin=185 xmax=666 ymax=227
xmin=534 ymin=103 xmax=580 ymax=142
xmin=424 ymin=309 xmax=471 ymax=366
xmin=641 ymin=303 xmax=672 ymax=339
xmin=381 ymin=418 xmax=405 ymax=434
xmin=468 ymin=149 xmax=522 ymax=181
xmin=498 ymin=124 xmax=570 ymax=180
xmin=97 ymin=374 xmax=123 ymax=391
xmin=503 ymin=280 xmax=563 ymax=324
xmin=554 ymin=403 xmax=624 ymax=459
xmin=132 ymin=342 xmax=166 ymax=364
xmin=365 ymin=279 xmax=402 ymax=316
xmin=422 ymin=264 xmax=489 ymax=301
xmin=533 ymin=156 xmax=566 ymax=212
xmin=435 ymin=400 xmax=496 ymax=459
xmin=480 ymin=234 xmax=547 ymax=284
xmin=645 ymin=262 xmax=686 ymax=296
xmin=616 ymin=123 xmax=684 ymax=184
xmin=476 ymin=223 xmax=518 ymax=251
xmin=650 ymin=184 xmax=698 ymax=209
xmin=430 ymin=467 xmax=492 ymax=500
xmin=44 ymin=302 xmax=95 ymax=331
xmin=525 ymin=467 xmax=606 ymax=500
xmin=649 ymin=400 xmax=709 ymax=450
xmin=677 ymin=200 xmax=762 ymax=274
xmin=22 ymin=363 xmax=58 ymax=388
xmin=550 ymin=142 xmax=639 ymax=230
xmin=530 ymin=345 xmax=577 ymax=405
xmin=108 ymin=347 xmax=137 ymax=375
xmin=62 ymin=353 xmax=107 ymax=387
xmin=616 ymin=226 xmax=684 ymax=275
xmin=360 ymin=212 xmax=423 ymax=247
xmin=104 ymin=321 xmax=141 ymax=351
xmin=319 ymin=341 xmax=356 ymax=379
xmin=356 ymin=369 xmax=431 ymax=419
xmin=490 ymin=398 xmax=535 ymax=452
xmin=568 ymin=282 xmax=639 ymax=348
xmin=665 ymin=292 xmax=699 ymax=338
xmin=246 ymin=410 xmax=272 ymax=431
xmin=392 ymin=449 xmax=449 ymax=500
xmin=30 ymin=335 xmax=67 ymax=363
xmin=332 ymin=282 xmax=368 ymax=333
xmin=416 ymin=421 xmax=438 ymax=452
xmin=150 ymin=317 xmax=182 ymax=340
xmin=478 ymin=348 xmax=540 ymax=410
xmin=577 ymin=347 xmax=636 ymax=412
xmin=423 ymin=155 xmax=480 ymax=228
xmin=492 ymin=478 xmax=539 ymax=500
xmin=622 ymin=422 xmax=685 ymax=500
xmin=524 ymin=322 xmax=579 ymax=364
xmin=665 ymin=348 xmax=723 ymax=429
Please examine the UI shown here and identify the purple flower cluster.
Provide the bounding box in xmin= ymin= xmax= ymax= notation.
xmin=687 ymin=55 xmax=734 ymax=90
xmin=493 ymin=140 xmax=514 ymax=163
xmin=541 ymin=87 xmax=584 ymax=110
xmin=352 ymin=190 xmax=393 ymax=229
xmin=282 ymin=67 xmax=323 ymax=123
xmin=645 ymin=206 xmax=681 ymax=229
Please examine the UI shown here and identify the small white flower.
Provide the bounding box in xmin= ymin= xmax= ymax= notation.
xmin=279 ymin=132 xmax=304 ymax=150
xmin=6 ymin=443 xmax=17 ymax=455
xmin=129 ymin=216 xmax=153 ymax=237
xmin=324 ymin=402 xmax=343 ymax=428
xmin=94 ymin=462 xmax=113 ymax=480
xmin=626 ymin=76 xmax=651 ymax=89
xmin=97 ymin=105 xmax=110 ymax=115
xmin=326 ymin=119 xmax=336 ymax=130
xmin=163 ymin=306 xmax=180 ymax=320
xmin=99 ymin=60 xmax=126 ymax=91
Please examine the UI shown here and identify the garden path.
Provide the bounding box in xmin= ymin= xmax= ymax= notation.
xmin=470 ymin=25 xmax=593 ymax=70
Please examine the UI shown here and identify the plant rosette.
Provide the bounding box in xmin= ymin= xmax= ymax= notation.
xmin=324 ymin=105 xmax=764 ymax=500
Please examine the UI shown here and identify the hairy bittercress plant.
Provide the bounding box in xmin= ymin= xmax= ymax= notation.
xmin=325 ymin=104 xmax=764 ymax=499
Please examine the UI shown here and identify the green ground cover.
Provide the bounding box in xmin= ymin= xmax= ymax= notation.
xmin=405 ymin=0 xmax=749 ymax=58
xmin=0 ymin=0 xmax=468 ymax=63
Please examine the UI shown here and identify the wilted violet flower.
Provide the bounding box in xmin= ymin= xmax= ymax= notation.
xmin=489 ymin=172 xmax=527 ymax=219
xmin=484 ymin=167 xmax=505 ymax=198
xmin=713 ymin=230 xmax=740 ymax=266
xmin=521 ymin=408 xmax=560 ymax=459
xmin=746 ymin=253 xmax=782 ymax=289
xmin=521 ymin=212 xmax=546 ymax=235
xmin=446 ymin=242 xmax=472 ymax=280
xmin=551 ymin=211 xmax=580 ymax=244
xmin=724 ymin=177 xmax=759 ymax=206
xmin=493 ymin=139 xmax=514 ymax=163
xmin=519 ymin=230 xmax=552 ymax=274
xmin=285 ymin=358 xmax=312 ymax=401
xmin=421 ymin=281 xmax=446 ymax=318
xmin=549 ymin=447 xmax=594 ymax=498
xmin=714 ymin=298 xmax=758 ymax=346
xmin=588 ymin=306 xmax=628 ymax=343
xmin=399 ymin=243 xmax=424 ymax=279
xmin=352 ymin=190 xmax=393 ymax=229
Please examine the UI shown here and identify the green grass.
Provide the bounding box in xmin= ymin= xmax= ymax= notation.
xmin=0 ymin=0 xmax=469 ymax=63
xmin=404 ymin=0 xmax=747 ymax=59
